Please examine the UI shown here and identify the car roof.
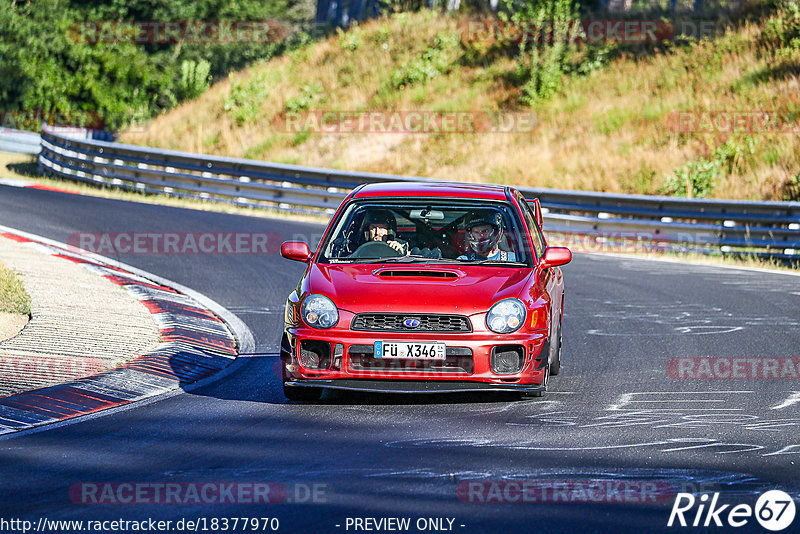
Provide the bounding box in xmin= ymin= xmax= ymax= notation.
xmin=352 ymin=181 xmax=511 ymax=201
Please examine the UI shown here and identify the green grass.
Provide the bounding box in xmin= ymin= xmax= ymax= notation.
xmin=593 ymin=107 xmax=630 ymax=135
xmin=0 ymin=262 xmax=31 ymax=315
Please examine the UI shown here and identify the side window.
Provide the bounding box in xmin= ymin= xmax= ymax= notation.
xmin=500 ymin=210 xmax=526 ymax=261
xmin=516 ymin=195 xmax=545 ymax=259
xmin=529 ymin=209 xmax=546 ymax=257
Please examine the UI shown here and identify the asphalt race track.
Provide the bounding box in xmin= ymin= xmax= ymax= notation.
xmin=1 ymin=185 xmax=799 ymax=533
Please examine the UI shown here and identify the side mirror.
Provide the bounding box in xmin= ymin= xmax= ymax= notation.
xmin=281 ymin=241 xmax=313 ymax=262
xmin=541 ymin=247 xmax=571 ymax=269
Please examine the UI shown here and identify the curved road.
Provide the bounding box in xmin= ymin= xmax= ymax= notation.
xmin=1 ymin=185 xmax=799 ymax=533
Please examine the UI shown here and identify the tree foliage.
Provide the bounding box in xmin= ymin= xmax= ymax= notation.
xmin=0 ymin=0 xmax=313 ymax=130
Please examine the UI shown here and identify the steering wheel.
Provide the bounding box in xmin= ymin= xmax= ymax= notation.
xmin=350 ymin=240 xmax=402 ymax=258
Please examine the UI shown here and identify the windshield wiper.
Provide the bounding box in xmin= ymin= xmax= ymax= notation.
xmin=461 ymin=259 xmax=528 ymax=266
xmin=367 ymin=255 xmax=461 ymax=264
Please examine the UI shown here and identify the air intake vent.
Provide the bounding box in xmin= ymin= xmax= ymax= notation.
xmin=377 ymin=270 xmax=458 ymax=278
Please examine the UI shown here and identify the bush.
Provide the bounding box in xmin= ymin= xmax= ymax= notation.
xmin=338 ymin=26 xmax=361 ymax=51
xmin=179 ymin=60 xmax=211 ymax=100
xmin=502 ymin=0 xmax=579 ymax=105
xmin=0 ymin=1 xmax=178 ymax=131
xmin=285 ymin=84 xmax=323 ymax=112
xmin=0 ymin=0 xmax=305 ymax=131
xmin=783 ymin=173 xmax=800 ymax=200
xmin=760 ymin=0 xmax=800 ymax=53
xmin=388 ymin=32 xmax=458 ymax=89
xmin=224 ymin=71 xmax=272 ymax=124
xmin=661 ymin=138 xmax=756 ymax=198
xmin=662 ymin=159 xmax=719 ymax=198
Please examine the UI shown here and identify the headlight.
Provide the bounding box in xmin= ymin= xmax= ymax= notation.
xmin=301 ymin=294 xmax=339 ymax=329
xmin=486 ymin=298 xmax=526 ymax=334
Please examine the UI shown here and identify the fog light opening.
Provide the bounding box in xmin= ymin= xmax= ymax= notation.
xmin=491 ymin=345 xmax=524 ymax=375
xmin=299 ymin=340 xmax=332 ymax=370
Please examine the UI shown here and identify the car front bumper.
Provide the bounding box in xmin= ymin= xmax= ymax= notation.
xmin=283 ymin=378 xmax=546 ymax=394
xmin=281 ymin=326 xmax=550 ymax=389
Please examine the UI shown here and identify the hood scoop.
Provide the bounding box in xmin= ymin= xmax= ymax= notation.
xmin=375 ymin=269 xmax=459 ymax=279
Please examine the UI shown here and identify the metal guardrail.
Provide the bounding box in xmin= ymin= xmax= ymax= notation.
xmin=1 ymin=127 xmax=115 ymax=154
xmin=37 ymin=124 xmax=800 ymax=260
xmin=0 ymin=129 xmax=41 ymax=154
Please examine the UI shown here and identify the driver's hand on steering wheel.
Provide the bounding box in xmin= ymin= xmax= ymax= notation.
xmin=386 ymin=240 xmax=404 ymax=253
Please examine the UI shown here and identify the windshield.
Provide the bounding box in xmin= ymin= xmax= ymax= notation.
xmin=318 ymin=199 xmax=533 ymax=266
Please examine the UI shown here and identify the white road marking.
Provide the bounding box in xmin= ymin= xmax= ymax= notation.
xmin=607 ymin=391 xmax=752 ymax=411
xmin=771 ymin=391 xmax=800 ymax=410
xmin=587 ymin=326 xmax=744 ymax=336
xmin=674 ymin=326 xmax=743 ymax=335
xmin=0 ymin=177 xmax=33 ymax=187
xmin=745 ymin=420 xmax=800 ymax=431
xmin=660 ymin=442 xmax=765 ymax=454
xmin=763 ymin=445 xmax=800 ymax=456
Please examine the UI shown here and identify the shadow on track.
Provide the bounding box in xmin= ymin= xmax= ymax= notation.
xmin=188 ymin=354 xmax=526 ymax=406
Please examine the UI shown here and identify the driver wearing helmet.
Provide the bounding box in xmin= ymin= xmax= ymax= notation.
xmin=457 ymin=211 xmax=517 ymax=261
xmin=361 ymin=209 xmax=409 ymax=255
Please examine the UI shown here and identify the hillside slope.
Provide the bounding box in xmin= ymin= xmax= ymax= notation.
xmin=122 ymin=3 xmax=800 ymax=200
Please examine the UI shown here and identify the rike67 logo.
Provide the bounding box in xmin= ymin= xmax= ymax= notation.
xmin=668 ymin=490 xmax=796 ymax=531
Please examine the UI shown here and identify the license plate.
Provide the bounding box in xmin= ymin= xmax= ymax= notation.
xmin=374 ymin=341 xmax=446 ymax=360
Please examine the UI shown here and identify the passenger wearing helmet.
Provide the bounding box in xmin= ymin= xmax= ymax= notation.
xmin=361 ymin=209 xmax=409 ymax=254
xmin=457 ymin=211 xmax=517 ymax=261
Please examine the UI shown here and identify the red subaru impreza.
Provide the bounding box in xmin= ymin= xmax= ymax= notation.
xmin=279 ymin=182 xmax=571 ymax=401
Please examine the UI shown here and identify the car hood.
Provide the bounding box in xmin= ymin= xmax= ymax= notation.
xmin=306 ymin=263 xmax=532 ymax=315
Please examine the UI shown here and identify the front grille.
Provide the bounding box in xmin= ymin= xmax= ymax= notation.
xmin=348 ymin=345 xmax=473 ymax=374
xmin=351 ymin=313 xmax=472 ymax=333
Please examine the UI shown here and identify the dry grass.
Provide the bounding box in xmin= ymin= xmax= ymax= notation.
xmin=121 ymin=6 xmax=800 ymax=200
xmin=600 ymin=250 xmax=800 ymax=274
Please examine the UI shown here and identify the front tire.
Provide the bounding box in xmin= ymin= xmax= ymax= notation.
xmin=520 ymin=362 xmax=549 ymax=399
xmin=283 ymin=382 xmax=323 ymax=402
xmin=550 ymin=322 xmax=562 ymax=376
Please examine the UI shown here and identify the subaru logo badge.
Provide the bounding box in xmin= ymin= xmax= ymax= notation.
xmin=403 ymin=318 xmax=421 ymax=329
